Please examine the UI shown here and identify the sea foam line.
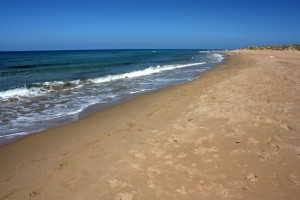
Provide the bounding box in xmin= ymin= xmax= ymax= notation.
xmin=0 ymin=87 xmax=48 ymax=101
xmin=0 ymin=132 xmax=29 ymax=138
xmin=90 ymin=62 xmax=206 ymax=83
xmin=211 ymin=53 xmax=225 ymax=62
xmin=0 ymin=62 xmax=206 ymax=101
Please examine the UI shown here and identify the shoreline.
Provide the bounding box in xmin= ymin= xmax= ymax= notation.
xmin=0 ymin=53 xmax=226 ymax=146
xmin=1 ymin=50 xmax=299 ymax=199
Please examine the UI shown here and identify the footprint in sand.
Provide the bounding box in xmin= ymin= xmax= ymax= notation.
xmin=59 ymin=152 xmax=70 ymax=160
xmin=146 ymin=174 xmax=156 ymax=189
xmin=171 ymin=135 xmax=183 ymax=143
xmin=295 ymin=147 xmax=300 ymax=156
xmin=172 ymin=124 xmax=185 ymax=131
xmin=194 ymin=147 xmax=217 ymax=156
xmin=109 ymin=179 xmax=132 ymax=188
xmin=127 ymin=122 xmax=136 ymax=128
xmin=1 ymin=189 xmax=17 ymax=200
xmin=259 ymin=151 xmax=271 ymax=161
xmin=176 ymin=186 xmax=187 ymax=195
xmin=280 ymin=124 xmax=290 ymax=132
xmin=114 ymin=191 xmax=136 ymax=200
xmin=196 ymin=135 xmax=214 ymax=145
xmin=146 ymin=167 xmax=161 ymax=189
xmin=245 ymin=173 xmax=258 ymax=183
xmin=135 ymin=152 xmax=146 ymax=160
xmin=177 ymin=152 xmax=187 ymax=158
xmin=47 ymin=163 xmax=68 ymax=176
xmin=288 ymin=173 xmax=300 ymax=185
xmin=1 ymin=177 xmax=11 ymax=184
xmin=215 ymin=185 xmax=231 ymax=199
xmin=118 ymin=160 xmax=143 ymax=171
xmin=196 ymin=182 xmax=216 ymax=193
xmin=174 ymin=164 xmax=201 ymax=177
xmin=129 ymin=163 xmax=142 ymax=171
xmin=57 ymin=163 xmax=68 ymax=170
xmin=61 ymin=177 xmax=78 ymax=192
xmin=229 ymin=180 xmax=249 ymax=190
xmin=27 ymin=190 xmax=40 ymax=198
xmin=247 ymin=137 xmax=260 ymax=145
xmin=150 ymin=149 xmax=165 ymax=158
xmin=265 ymin=141 xmax=280 ymax=152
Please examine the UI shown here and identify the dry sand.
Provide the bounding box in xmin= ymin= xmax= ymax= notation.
xmin=0 ymin=50 xmax=300 ymax=200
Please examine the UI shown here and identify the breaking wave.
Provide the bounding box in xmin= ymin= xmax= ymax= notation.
xmin=0 ymin=62 xmax=206 ymax=102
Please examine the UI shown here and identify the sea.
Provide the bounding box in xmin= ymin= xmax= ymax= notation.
xmin=0 ymin=49 xmax=225 ymax=144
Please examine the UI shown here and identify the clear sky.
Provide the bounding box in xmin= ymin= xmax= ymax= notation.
xmin=0 ymin=0 xmax=299 ymax=51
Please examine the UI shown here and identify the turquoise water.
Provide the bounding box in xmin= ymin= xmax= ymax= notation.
xmin=0 ymin=49 xmax=224 ymax=144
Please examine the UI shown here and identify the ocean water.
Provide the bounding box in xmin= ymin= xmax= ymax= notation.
xmin=0 ymin=50 xmax=224 ymax=144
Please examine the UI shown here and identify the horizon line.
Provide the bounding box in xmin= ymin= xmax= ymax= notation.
xmin=0 ymin=48 xmax=228 ymax=53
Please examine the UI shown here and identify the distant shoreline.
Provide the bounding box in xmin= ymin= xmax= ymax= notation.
xmin=0 ymin=50 xmax=225 ymax=145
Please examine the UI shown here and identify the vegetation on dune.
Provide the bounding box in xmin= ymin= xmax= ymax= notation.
xmin=242 ymin=44 xmax=300 ymax=51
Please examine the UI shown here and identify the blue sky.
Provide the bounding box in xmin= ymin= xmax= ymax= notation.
xmin=0 ymin=0 xmax=299 ymax=51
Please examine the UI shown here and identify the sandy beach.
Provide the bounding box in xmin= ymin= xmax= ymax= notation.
xmin=0 ymin=50 xmax=300 ymax=199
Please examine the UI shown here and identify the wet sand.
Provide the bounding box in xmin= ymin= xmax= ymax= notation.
xmin=0 ymin=50 xmax=300 ymax=199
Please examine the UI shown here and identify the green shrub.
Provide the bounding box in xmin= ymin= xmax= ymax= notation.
xmin=242 ymin=44 xmax=300 ymax=51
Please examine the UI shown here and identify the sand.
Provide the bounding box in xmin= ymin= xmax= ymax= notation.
xmin=0 ymin=50 xmax=300 ymax=200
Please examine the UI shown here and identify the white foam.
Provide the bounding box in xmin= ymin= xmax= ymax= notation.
xmin=0 ymin=87 xmax=46 ymax=101
xmin=0 ymin=81 xmax=84 ymax=102
xmin=51 ymin=106 xmax=86 ymax=118
xmin=211 ymin=53 xmax=224 ymax=62
xmin=0 ymin=62 xmax=206 ymax=101
xmin=43 ymin=80 xmax=82 ymax=88
xmin=0 ymin=132 xmax=29 ymax=138
xmin=130 ymin=88 xmax=152 ymax=94
xmin=43 ymin=81 xmax=65 ymax=86
xmin=90 ymin=62 xmax=206 ymax=84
